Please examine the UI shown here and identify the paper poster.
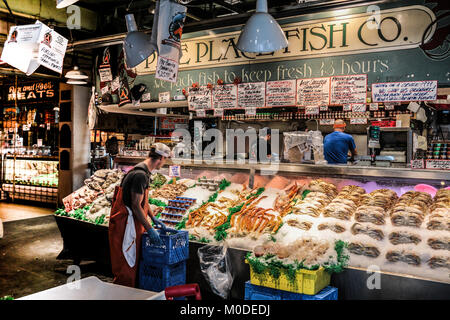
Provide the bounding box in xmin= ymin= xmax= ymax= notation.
xmin=159 ymin=91 xmax=170 ymax=103
xmin=330 ymin=74 xmax=367 ymax=105
xmin=265 ymin=80 xmax=296 ymax=107
xmin=296 ymin=77 xmax=330 ymax=107
xmin=188 ymin=86 xmax=212 ymax=110
xmin=155 ymin=0 xmax=187 ymax=83
xmin=319 ymin=119 xmax=335 ymax=125
xmin=369 ymin=103 xmax=379 ymax=111
xmin=305 ymin=106 xmax=320 ymax=115
xmin=212 ymin=84 xmax=237 ymax=109
xmin=350 ymin=118 xmax=368 ymax=124
xmin=98 ymin=47 xmax=113 ymax=82
xmin=372 ymin=81 xmax=438 ymax=102
xmin=237 ymin=82 xmax=265 ymax=108
xmin=1 ymin=21 xmax=67 ymax=75
xmin=352 ymin=104 xmax=366 ymax=112
xmin=425 ymin=160 xmax=450 ymax=170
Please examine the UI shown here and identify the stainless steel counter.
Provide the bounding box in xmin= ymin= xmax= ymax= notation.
xmin=114 ymin=156 xmax=450 ymax=183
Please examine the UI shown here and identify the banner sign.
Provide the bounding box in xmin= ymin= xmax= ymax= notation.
xmin=372 ymin=80 xmax=438 ymax=102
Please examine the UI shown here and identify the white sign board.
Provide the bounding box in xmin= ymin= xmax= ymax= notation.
xmin=212 ymin=84 xmax=237 ymax=109
xmin=265 ymin=80 xmax=296 ymax=107
xmin=237 ymin=82 xmax=265 ymax=109
xmin=159 ymin=91 xmax=170 ymax=103
xmin=319 ymin=119 xmax=335 ymax=125
xmin=188 ymin=86 xmax=212 ymax=111
xmin=372 ymin=81 xmax=438 ymax=102
xmin=425 ymin=160 xmax=450 ymax=170
xmin=169 ymin=165 xmax=181 ymax=177
xmin=155 ymin=56 xmax=179 ymax=83
xmin=330 ymin=74 xmax=367 ymax=105
xmin=296 ymin=77 xmax=330 ymax=107
xmin=305 ymin=106 xmax=320 ymax=115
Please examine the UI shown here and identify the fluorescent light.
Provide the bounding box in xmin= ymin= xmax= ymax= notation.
xmin=236 ymin=0 xmax=288 ymax=53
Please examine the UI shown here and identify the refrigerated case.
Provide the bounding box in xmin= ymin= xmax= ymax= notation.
xmin=1 ymin=155 xmax=58 ymax=204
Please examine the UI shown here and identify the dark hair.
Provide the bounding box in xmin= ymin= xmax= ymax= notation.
xmin=149 ymin=147 xmax=163 ymax=161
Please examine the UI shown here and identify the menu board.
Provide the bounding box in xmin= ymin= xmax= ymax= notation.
xmin=330 ymin=74 xmax=367 ymax=105
xmin=266 ymin=80 xmax=296 ymax=107
xmin=296 ymin=77 xmax=330 ymax=107
xmin=188 ymin=86 xmax=212 ymax=111
xmin=372 ymin=80 xmax=438 ymax=102
xmin=212 ymin=84 xmax=237 ymax=109
xmin=237 ymin=82 xmax=265 ymax=108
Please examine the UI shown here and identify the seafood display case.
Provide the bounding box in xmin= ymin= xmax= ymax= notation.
xmin=1 ymin=155 xmax=58 ymax=204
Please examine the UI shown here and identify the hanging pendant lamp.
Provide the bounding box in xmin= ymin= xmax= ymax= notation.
xmin=56 ymin=0 xmax=80 ymax=9
xmin=236 ymin=0 xmax=288 ymax=53
xmin=67 ymin=79 xmax=87 ymax=85
xmin=65 ymin=66 xmax=89 ymax=80
xmin=123 ymin=14 xmax=156 ymax=68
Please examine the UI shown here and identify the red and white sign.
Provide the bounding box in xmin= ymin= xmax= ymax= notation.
xmin=266 ymin=80 xmax=296 ymax=107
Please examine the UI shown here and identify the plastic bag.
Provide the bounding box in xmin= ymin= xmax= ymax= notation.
xmin=197 ymin=244 xmax=233 ymax=299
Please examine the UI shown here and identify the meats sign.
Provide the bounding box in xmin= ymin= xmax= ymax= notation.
xmin=137 ymin=5 xmax=435 ymax=74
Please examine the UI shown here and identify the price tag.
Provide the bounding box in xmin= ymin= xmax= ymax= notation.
xmin=319 ymin=105 xmax=328 ymax=111
xmin=343 ymin=104 xmax=352 ymax=111
xmin=410 ymin=159 xmax=424 ymax=169
xmin=159 ymin=92 xmax=170 ymax=103
xmin=141 ymin=92 xmax=151 ymax=102
xmin=305 ymin=106 xmax=319 ymax=115
xmin=245 ymin=107 xmax=257 ymax=116
xmin=425 ymin=160 xmax=450 ymax=170
xmin=369 ymin=103 xmax=379 ymax=111
xmin=319 ymin=119 xmax=335 ymax=125
xmin=111 ymin=77 xmax=120 ymax=92
xmin=37 ymin=139 xmax=43 ymax=147
xmin=196 ymin=110 xmax=206 ymax=117
xmin=385 ymin=103 xmax=395 ymax=110
xmin=214 ymin=108 xmax=224 ymax=117
xmin=350 ymin=118 xmax=368 ymax=124
xmin=23 ymin=124 xmax=29 ymax=131
xmin=352 ymin=104 xmax=366 ymax=112
xmin=169 ymin=165 xmax=181 ymax=177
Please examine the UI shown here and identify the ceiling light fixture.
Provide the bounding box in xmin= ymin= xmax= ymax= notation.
xmin=123 ymin=14 xmax=156 ymax=68
xmin=56 ymin=0 xmax=79 ymax=9
xmin=67 ymin=79 xmax=87 ymax=85
xmin=65 ymin=65 xmax=89 ymax=80
xmin=236 ymin=0 xmax=288 ymax=53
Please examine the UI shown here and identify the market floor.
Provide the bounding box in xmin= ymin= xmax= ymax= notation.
xmin=0 ymin=203 xmax=54 ymax=222
xmin=0 ymin=215 xmax=113 ymax=299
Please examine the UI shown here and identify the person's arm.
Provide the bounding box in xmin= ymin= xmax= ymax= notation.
xmin=349 ymin=137 xmax=357 ymax=161
xmin=130 ymin=192 xmax=152 ymax=232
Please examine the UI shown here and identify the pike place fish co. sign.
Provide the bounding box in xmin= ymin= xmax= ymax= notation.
xmin=136 ymin=5 xmax=436 ymax=74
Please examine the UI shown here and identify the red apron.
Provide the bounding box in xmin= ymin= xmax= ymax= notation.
xmin=109 ymin=184 xmax=150 ymax=287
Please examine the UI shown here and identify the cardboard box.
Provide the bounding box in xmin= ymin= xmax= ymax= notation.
xmin=396 ymin=114 xmax=411 ymax=127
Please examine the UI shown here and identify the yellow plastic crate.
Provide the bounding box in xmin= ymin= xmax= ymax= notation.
xmin=247 ymin=261 xmax=331 ymax=295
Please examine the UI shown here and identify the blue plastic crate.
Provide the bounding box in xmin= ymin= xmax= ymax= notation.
xmin=301 ymin=286 xmax=338 ymax=300
xmin=245 ymin=281 xmax=338 ymax=300
xmin=138 ymin=260 xmax=186 ymax=293
xmin=142 ymin=228 xmax=189 ymax=265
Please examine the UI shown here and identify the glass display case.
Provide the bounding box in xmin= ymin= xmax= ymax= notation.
xmin=1 ymin=155 xmax=59 ymax=203
xmin=114 ymin=156 xmax=450 ymax=286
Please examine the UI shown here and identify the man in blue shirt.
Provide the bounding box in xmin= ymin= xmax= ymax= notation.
xmin=324 ymin=119 xmax=357 ymax=164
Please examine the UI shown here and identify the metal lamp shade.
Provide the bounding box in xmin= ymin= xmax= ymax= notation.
xmin=236 ymin=0 xmax=288 ymax=53
xmin=56 ymin=0 xmax=79 ymax=9
xmin=67 ymin=79 xmax=87 ymax=85
xmin=123 ymin=14 xmax=155 ymax=68
xmin=65 ymin=66 xmax=88 ymax=79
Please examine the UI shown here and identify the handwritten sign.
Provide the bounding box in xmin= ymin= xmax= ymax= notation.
xmin=369 ymin=103 xmax=379 ymax=111
xmin=155 ymin=56 xmax=179 ymax=83
xmin=159 ymin=91 xmax=170 ymax=103
xmin=410 ymin=159 xmax=425 ymax=169
xmin=320 ymin=105 xmax=328 ymax=111
xmin=384 ymin=103 xmax=395 ymax=110
xmin=188 ymin=86 xmax=212 ymax=111
xmin=425 ymin=160 xmax=450 ymax=170
xmin=245 ymin=107 xmax=257 ymax=116
xmin=296 ymin=77 xmax=330 ymax=107
xmin=169 ymin=165 xmax=181 ymax=177
xmin=372 ymin=81 xmax=438 ymax=102
xmin=350 ymin=118 xmax=368 ymax=124
xmin=266 ymin=80 xmax=296 ymax=107
xmin=237 ymin=82 xmax=265 ymax=108
xmin=196 ymin=110 xmax=206 ymax=117
xmin=343 ymin=104 xmax=352 ymax=111
xmin=352 ymin=104 xmax=366 ymax=112
xmin=214 ymin=108 xmax=224 ymax=117
xmin=330 ymin=74 xmax=367 ymax=105
xmin=212 ymin=84 xmax=237 ymax=109
xmin=319 ymin=119 xmax=335 ymax=125
xmin=305 ymin=106 xmax=320 ymax=115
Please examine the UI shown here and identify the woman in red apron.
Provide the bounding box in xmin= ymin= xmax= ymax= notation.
xmin=108 ymin=143 xmax=171 ymax=287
